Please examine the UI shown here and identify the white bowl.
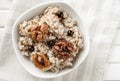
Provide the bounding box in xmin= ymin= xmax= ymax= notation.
xmin=12 ymin=1 xmax=90 ymax=78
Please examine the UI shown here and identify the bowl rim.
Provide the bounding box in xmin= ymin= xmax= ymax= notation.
xmin=12 ymin=1 xmax=90 ymax=78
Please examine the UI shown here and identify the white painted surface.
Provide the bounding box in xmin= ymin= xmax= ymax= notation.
xmin=104 ymin=63 xmax=120 ymax=80
xmin=0 ymin=0 xmax=11 ymax=41
xmin=113 ymin=29 xmax=120 ymax=45
xmin=104 ymin=28 xmax=120 ymax=80
xmin=0 ymin=10 xmax=10 ymax=27
xmin=0 ymin=0 xmax=12 ymax=9
xmin=0 ymin=0 xmax=11 ymax=28
xmin=109 ymin=46 xmax=120 ymax=63
xmin=0 ymin=28 xmax=5 ymax=41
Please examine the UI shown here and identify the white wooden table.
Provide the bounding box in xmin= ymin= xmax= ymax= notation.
xmin=0 ymin=0 xmax=12 ymax=41
xmin=0 ymin=0 xmax=120 ymax=81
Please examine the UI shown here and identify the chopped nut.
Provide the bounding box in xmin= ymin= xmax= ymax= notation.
xmin=54 ymin=46 xmax=59 ymax=50
xmin=30 ymin=31 xmax=37 ymax=40
xmin=36 ymin=32 xmax=43 ymax=42
xmin=40 ymin=23 xmax=49 ymax=34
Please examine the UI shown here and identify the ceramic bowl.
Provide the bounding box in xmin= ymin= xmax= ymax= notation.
xmin=12 ymin=1 xmax=90 ymax=78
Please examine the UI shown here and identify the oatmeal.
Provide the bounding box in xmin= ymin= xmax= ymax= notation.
xmin=18 ymin=5 xmax=83 ymax=73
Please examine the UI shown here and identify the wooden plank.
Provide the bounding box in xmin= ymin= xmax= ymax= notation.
xmin=104 ymin=28 xmax=120 ymax=80
xmin=113 ymin=28 xmax=120 ymax=45
xmin=108 ymin=46 xmax=120 ymax=62
xmin=104 ymin=63 xmax=120 ymax=80
xmin=0 ymin=28 xmax=5 ymax=41
xmin=0 ymin=0 xmax=12 ymax=27
xmin=0 ymin=0 xmax=12 ymax=10
xmin=0 ymin=10 xmax=10 ymax=28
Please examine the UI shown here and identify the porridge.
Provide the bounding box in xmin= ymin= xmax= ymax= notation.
xmin=18 ymin=5 xmax=83 ymax=73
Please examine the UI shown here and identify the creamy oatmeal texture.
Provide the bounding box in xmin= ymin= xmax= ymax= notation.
xmin=18 ymin=5 xmax=83 ymax=73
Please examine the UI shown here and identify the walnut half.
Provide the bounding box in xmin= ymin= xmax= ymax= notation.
xmin=52 ymin=39 xmax=74 ymax=60
xmin=30 ymin=23 xmax=49 ymax=42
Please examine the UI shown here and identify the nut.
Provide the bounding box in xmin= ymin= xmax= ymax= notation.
xmin=30 ymin=23 xmax=49 ymax=42
xmin=30 ymin=31 xmax=36 ymax=40
xmin=52 ymin=39 xmax=74 ymax=60
xmin=32 ymin=53 xmax=51 ymax=71
xmin=36 ymin=31 xmax=43 ymax=42
xmin=40 ymin=22 xmax=49 ymax=34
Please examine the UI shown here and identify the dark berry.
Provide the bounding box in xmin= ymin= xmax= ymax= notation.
xmin=56 ymin=37 xmax=58 ymax=39
xmin=67 ymin=30 xmax=74 ymax=36
xmin=47 ymin=39 xmax=56 ymax=48
xmin=55 ymin=11 xmax=64 ymax=19
xmin=28 ymin=45 xmax=34 ymax=52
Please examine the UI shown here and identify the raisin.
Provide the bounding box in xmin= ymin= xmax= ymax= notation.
xmin=55 ymin=11 xmax=64 ymax=19
xmin=56 ymin=37 xmax=58 ymax=39
xmin=67 ymin=30 xmax=74 ymax=36
xmin=28 ymin=45 xmax=34 ymax=52
xmin=47 ymin=39 xmax=56 ymax=48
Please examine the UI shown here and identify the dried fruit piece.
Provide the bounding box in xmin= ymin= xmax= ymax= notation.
xmin=28 ymin=45 xmax=34 ymax=52
xmin=67 ymin=30 xmax=74 ymax=36
xmin=47 ymin=39 xmax=56 ymax=48
xmin=32 ymin=53 xmax=51 ymax=71
xmin=55 ymin=11 xmax=64 ymax=20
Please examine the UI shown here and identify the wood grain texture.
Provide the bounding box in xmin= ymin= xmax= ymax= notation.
xmin=104 ymin=63 xmax=120 ymax=80
xmin=112 ymin=28 xmax=120 ymax=45
xmin=0 ymin=10 xmax=10 ymax=28
xmin=0 ymin=0 xmax=12 ymax=40
xmin=81 ymin=0 xmax=120 ymax=81
xmin=0 ymin=0 xmax=12 ymax=9
xmin=0 ymin=0 xmax=12 ymax=27
xmin=108 ymin=46 xmax=120 ymax=63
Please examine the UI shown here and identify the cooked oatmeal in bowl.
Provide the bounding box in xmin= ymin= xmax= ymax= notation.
xmin=18 ymin=5 xmax=83 ymax=73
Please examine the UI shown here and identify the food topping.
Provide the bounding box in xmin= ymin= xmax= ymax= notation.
xmin=28 ymin=45 xmax=34 ymax=52
xmin=32 ymin=53 xmax=51 ymax=70
xmin=47 ymin=39 xmax=56 ymax=48
xmin=18 ymin=5 xmax=83 ymax=73
xmin=30 ymin=23 xmax=49 ymax=42
xmin=55 ymin=11 xmax=64 ymax=20
xmin=67 ymin=30 xmax=74 ymax=36
xmin=52 ymin=39 xmax=74 ymax=60
xmin=40 ymin=22 xmax=49 ymax=34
